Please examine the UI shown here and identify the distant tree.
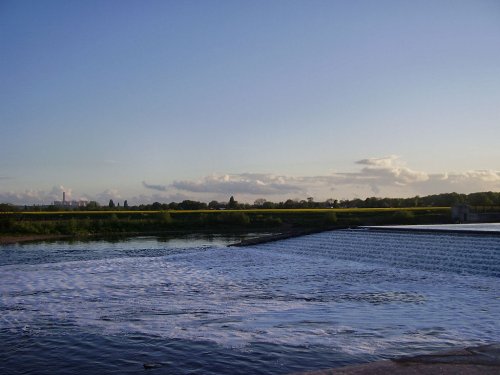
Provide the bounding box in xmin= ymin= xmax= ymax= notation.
xmin=123 ymin=200 xmax=129 ymax=209
xmin=283 ymin=199 xmax=297 ymax=209
xmin=0 ymin=203 xmax=18 ymax=212
xmin=325 ymin=198 xmax=335 ymax=208
xmin=414 ymin=196 xmax=420 ymax=207
xmin=87 ymin=201 xmax=100 ymax=210
xmin=168 ymin=202 xmax=179 ymax=210
xmin=262 ymin=201 xmax=276 ymax=209
xmin=208 ymin=200 xmax=220 ymax=210
xmin=108 ymin=199 xmax=115 ymax=208
xmin=254 ymin=198 xmax=267 ymax=207
xmin=151 ymin=202 xmax=162 ymax=210
xmin=177 ymin=200 xmax=207 ymax=210
xmin=228 ymin=196 xmax=238 ymax=209
xmin=468 ymin=192 xmax=494 ymax=206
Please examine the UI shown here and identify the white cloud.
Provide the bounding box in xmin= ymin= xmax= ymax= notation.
xmin=414 ymin=170 xmax=500 ymax=196
xmin=171 ymin=173 xmax=305 ymax=195
xmin=1 ymin=158 xmax=499 ymax=205
xmin=448 ymin=170 xmax=500 ymax=183
xmin=0 ymin=186 xmax=127 ymax=205
xmin=0 ymin=191 xmax=44 ymax=205
xmin=140 ymin=157 xmax=500 ymax=201
xmin=332 ymin=156 xmax=429 ymax=193
xmin=96 ymin=189 xmax=122 ymax=202
xmin=327 ymin=158 xmax=500 ymax=196
xmin=0 ymin=185 xmax=72 ymax=205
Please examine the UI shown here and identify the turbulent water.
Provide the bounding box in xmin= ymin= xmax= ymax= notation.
xmin=1 ymin=230 xmax=499 ymax=374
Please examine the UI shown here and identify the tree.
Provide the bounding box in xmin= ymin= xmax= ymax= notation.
xmin=228 ymin=196 xmax=238 ymax=209
xmin=123 ymin=200 xmax=129 ymax=209
xmin=254 ymin=198 xmax=267 ymax=207
xmin=87 ymin=201 xmax=100 ymax=210
xmin=283 ymin=199 xmax=297 ymax=209
xmin=177 ymin=200 xmax=207 ymax=210
xmin=325 ymin=199 xmax=339 ymax=208
xmin=108 ymin=199 xmax=115 ymax=208
xmin=151 ymin=202 xmax=162 ymax=210
xmin=208 ymin=200 xmax=220 ymax=210
xmin=0 ymin=203 xmax=18 ymax=212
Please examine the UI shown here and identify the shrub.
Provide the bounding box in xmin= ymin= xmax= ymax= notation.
xmin=157 ymin=211 xmax=173 ymax=225
xmin=323 ymin=212 xmax=338 ymax=225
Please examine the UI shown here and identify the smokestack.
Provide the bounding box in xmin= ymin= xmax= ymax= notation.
xmin=63 ymin=192 xmax=66 ymax=204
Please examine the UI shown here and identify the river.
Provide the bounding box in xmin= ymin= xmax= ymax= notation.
xmin=1 ymin=229 xmax=499 ymax=374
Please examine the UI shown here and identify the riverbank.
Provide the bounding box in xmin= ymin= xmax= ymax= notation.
xmin=298 ymin=343 xmax=500 ymax=374
xmin=0 ymin=229 xmax=277 ymax=246
xmin=0 ymin=207 xmax=451 ymax=240
xmin=0 ymin=234 xmax=71 ymax=245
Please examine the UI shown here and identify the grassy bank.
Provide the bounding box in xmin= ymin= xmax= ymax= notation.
xmin=0 ymin=207 xmax=451 ymax=240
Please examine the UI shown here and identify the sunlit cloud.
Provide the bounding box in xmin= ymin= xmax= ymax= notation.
xmin=328 ymin=155 xmax=430 ymax=194
xmin=172 ymin=173 xmax=305 ymax=195
xmin=167 ymin=157 xmax=500 ymax=200
xmin=1 ymin=158 xmax=499 ymax=205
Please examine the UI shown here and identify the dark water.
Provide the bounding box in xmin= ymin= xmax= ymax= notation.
xmin=0 ymin=330 xmax=361 ymax=375
xmin=1 ymin=230 xmax=499 ymax=374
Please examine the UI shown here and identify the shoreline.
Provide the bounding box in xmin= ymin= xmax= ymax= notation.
xmin=0 ymin=229 xmax=275 ymax=246
xmin=0 ymin=234 xmax=71 ymax=245
xmin=5 ymin=222 xmax=500 ymax=246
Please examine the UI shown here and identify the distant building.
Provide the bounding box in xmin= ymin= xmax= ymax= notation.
xmin=53 ymin=192 xmax=88 ymax=208
xmin=452 ymin=204 xmax=500 ymax=223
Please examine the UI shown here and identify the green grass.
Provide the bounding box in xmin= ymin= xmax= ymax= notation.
xmin=0 ymin=207 xmax=452 ymax=237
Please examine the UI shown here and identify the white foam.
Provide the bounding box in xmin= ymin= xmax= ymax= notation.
xmin=367 ymin=223 xmax=500 ymax=232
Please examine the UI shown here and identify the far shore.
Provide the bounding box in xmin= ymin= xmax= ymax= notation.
xmin=0 ymin=234 xmax=72 ymax=245
xmin=0 ymin=229 xmax=273 ymax=246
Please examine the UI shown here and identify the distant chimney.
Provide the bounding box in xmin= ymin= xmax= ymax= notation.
xmin=63 ymin=192 xmax=66 ymax=204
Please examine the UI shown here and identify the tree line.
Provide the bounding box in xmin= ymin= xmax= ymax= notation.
xmin=1 ymin=191 xmax=500 ymax=212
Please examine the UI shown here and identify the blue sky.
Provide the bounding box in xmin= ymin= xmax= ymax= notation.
xmin=1 ymin=0 xmax=500 ymax=205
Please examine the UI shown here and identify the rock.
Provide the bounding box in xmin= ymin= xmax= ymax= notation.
xmin=143 ymin=362 xmax=163 ymax=369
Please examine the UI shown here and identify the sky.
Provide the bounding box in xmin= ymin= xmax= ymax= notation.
xmin=1 ymin=0 xmax=500 ymax=205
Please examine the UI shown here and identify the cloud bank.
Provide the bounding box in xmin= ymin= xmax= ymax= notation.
xmin=0 ymin=186 xmax=73 ymax=205
xmin=171 ymin=174 xmax=305 ymax=195
xmin=326 ymin=156 xmax=500 ymax=196
xmin=1 ymin=157 xmax=499 ymax=205
xmin=0 ymin=186 xmax=122 ymax=206
xmin=148 ymin=155 xmax=500 ymax=200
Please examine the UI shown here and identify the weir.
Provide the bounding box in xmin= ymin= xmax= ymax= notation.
xmin=254 ymin=228 xmax=500 ymax=277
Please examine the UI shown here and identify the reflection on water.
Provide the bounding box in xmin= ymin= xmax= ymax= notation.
xmin=0 ymin=230 xmax=499 ymax=374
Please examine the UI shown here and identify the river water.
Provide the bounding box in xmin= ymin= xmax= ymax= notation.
xmin=1 ymin=230 xmax=499 ymax=374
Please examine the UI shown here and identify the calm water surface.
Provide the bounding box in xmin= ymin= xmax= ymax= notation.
xmin=1 ymin=230 xmax=499 ymax=374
